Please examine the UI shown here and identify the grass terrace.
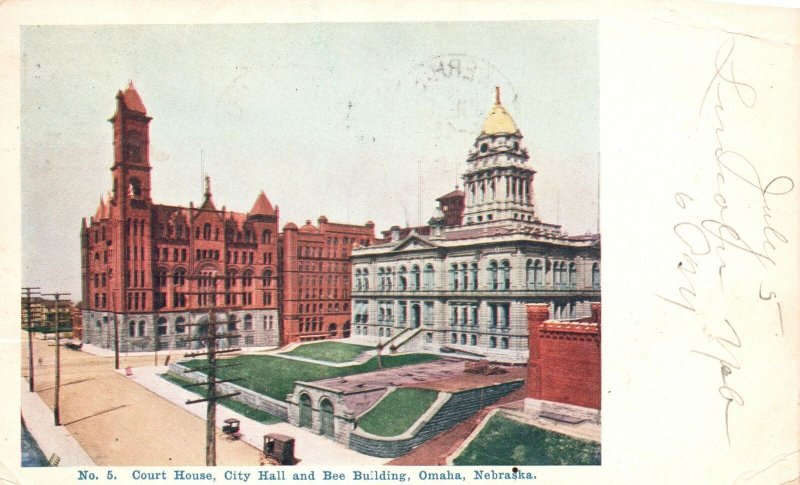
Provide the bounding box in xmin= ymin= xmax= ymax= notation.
xmin=180 ymin=353 xmax=441 ymax=402
xmin=357 ymin=388 xmax=439 ymax=437
xmin=453 ymin=414 xmax=601 ymax=466
xmin=284 ymin=341 xmax=373 ymax=363
xmin=160 ymin=373 xmax=284 ymax=424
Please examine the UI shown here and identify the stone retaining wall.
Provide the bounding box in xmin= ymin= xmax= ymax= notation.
xmin=349 ymin=379 xmax=523 ymax=457
xmin=167 ymin=362 xmax=288 ymax=421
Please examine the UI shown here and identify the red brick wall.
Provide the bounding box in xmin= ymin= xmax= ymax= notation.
xmin=280 ymin=217 xmax=374 ymax=344
xmin=527 ymin=304 xmax=601 ymax=410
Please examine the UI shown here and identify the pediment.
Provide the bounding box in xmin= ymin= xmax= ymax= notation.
xmin=393 ymin=235 xmax=438 ymax=251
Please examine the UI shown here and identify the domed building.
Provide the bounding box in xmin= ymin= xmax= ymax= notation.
xmin=349 ymin=88 xmax=600 ymax=362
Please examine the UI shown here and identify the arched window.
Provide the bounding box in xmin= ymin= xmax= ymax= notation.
xmin=460 ymin=264 xmax=468 ymax=290
xmin=500 ymin=337 xmax=509 ymax=349
xmin=203 ymin=223 xmax=211 ymax=240
xmin=243 ymin=270 xmax=253 ymax=287
xmin=355 ymin=269 xmax=362 ymax=291
xmin=411 ymin=265 xmax=420 ymax=290
xmin=128 ymin=320 xmax=136 ymax=337
xmin=261 ymin=230 xmax=271 ymax=244
xmin=500 ymin=260 xmax=511 ymax=290
xmin=470 ymin=334 xmax=477 ymax=346
xmin=592 ymin=262 xmax=600 ymax=289
xmin=470 ymin=263 xmax=478 ymax=290
xmin=377 ymin=268 xmax=385 ymax=291
xmin=263 ymin=269 xmax=273 ymax=288
xmin=243 ymin=314 xmax=252 ymax=330
xmin=488 ymin=261 xmax=498 ymax=290
xmin=554 ymin=261 xmax=562 ymax=288
xmin=129 ymin=178 xmax=142 ymax=197
xmin=569 ymin=262 xmax=577 ymax=288
xmin=363 ymin=269 xmax=369 ymax=291
xmin=138 ymin=320 xmax=146 ymax=336
xmin=175 ymin=317 xmax=186 ymax=334
xmin=157 ymin=317 xmax=167 ymax=336
xmin=423 ymin=264 xmax=434 ymax=290
xmin=534 ymin=260 xmax=544 ymax=289
xmin=449 ymin=264 xmax=458 ymax=290
xmin=526 ymin=259 xmax=535 ymax=290
xmin=398 ymin=266 xmax=407 ymax=291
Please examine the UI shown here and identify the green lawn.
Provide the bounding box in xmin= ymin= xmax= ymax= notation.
xmin=357 ymin=388 xmax=439 ymax=437
xmin=160 ymin=373 xmax=284 ymax=424
xmin=180 ymin=353 xmax=441 ymax=402
xmin=284 ymin=341 xmax=372 ymax=363
xmin=453 ymin=414 xmax=601 ymax=466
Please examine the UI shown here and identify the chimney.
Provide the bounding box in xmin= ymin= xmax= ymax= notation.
xmin=390 ymin=225 xmax=401 ymax=241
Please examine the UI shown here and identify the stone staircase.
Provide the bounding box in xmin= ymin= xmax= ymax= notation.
xmin=387 ymin=327 xmax=424 ymax=353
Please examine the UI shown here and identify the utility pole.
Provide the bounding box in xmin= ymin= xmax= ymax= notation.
xmin=182 ymin=274 xmax=242 ymax=466
xmin=22 ymin=286 xmax=40 ymax=392
xmin=43 ymin=292 xmax=70 ymax=426
xmin=111 ymin=293 xmax=120 ymax=370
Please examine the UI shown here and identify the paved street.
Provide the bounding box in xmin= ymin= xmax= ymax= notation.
xmin=20 ymin=332 xmax=261 ymax=466
xmin=130 ymin=366 xmax=388 ymax=466
xmin=20 ymin=332 xmax=388 ymax=467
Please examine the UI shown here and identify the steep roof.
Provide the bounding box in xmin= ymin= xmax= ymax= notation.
xmin=436 ymin=188 xmax=465 ymax=201
xmin=249 ymin=191 xmax=275 ymax=216
xmin=94 ymin=197 xmax=106 ymax=220
xmin=121 ymin=81 xmax=147 ymax=114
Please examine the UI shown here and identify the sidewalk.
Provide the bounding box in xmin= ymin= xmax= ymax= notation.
xmin=20 ymin=379 xmax=95 ymax=466
xmin=126 ymin=366 xmax=389 ymax=467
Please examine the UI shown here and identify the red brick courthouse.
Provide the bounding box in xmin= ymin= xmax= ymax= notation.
xmin=81 ymin=84 xmax=373 ymax=351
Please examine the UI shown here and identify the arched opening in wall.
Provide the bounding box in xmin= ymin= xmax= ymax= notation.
xmin=328 ymin=323 xmax=338 ymax=337
xmin=319 ymin=398 xmax=335 ymax=439
xmin=411 ymin=304 xmax=421 ymax=328
xmin=342 ymin=322 xmax=351 ymax=338
xmin=128 ymin=178 xmax=142 ymax=197
xmin=592 ymin=262 xmax=600 ymax=290
xmin=299 ymin=393 xmax=312 ymax=429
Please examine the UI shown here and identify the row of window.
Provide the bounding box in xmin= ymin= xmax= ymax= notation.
xmin=298 ymin=288 xmax=348 ymax=300
xmin=298 ymin=274 xmax=349 ymax=288
xmin=296 ymin=301 xmax=350 ymax=314
xmin=114 ymin=313 xmax=276 ymax=338
xmin=355 ymin=260 xmax=600 ymax=292
xmin=353 ymin=326 xmax=511 ymax=349
xmin=194 ymin=224 xmax=272 ymax=245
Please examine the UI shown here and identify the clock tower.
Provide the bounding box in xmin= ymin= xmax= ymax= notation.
xmin=109 ymin=81 xmax=152 ymax=203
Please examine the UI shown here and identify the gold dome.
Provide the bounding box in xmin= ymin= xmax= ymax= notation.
xmin=481 ymin=87 xmax=519 ymax=136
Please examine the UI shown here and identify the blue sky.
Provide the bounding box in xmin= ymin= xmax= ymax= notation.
xmin=21 ymin=22 xmax=598 ymax=296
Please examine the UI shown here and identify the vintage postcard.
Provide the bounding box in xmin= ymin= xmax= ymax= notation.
xmin=2 ymin=1 xmax=798 ymax=484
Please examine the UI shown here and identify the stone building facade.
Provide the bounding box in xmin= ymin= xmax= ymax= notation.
xmin=349 ymin=88 xmax=600 ymax=363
